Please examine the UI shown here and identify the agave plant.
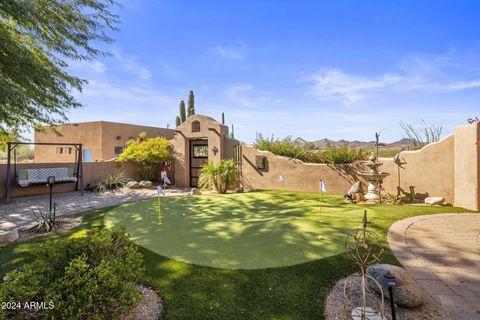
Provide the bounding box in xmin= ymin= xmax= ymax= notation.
xmin=30 ymin=206 xmax=57 ymax=233
xmin=198 ymin=160 xmax=240 ymax=193
xmin=94 ymin=169 xmax=129 ymax=193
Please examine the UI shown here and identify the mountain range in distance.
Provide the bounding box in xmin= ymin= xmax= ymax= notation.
xmin=292 ymin=137 xmax=413 ymax=149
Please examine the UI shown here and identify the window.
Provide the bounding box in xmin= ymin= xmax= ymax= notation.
xmin=83 ymin=149 xmax=92 ymax=162
xmin=192 ymin=145 xmax=208 ymax=158
xmin=56 ymin=147 xmax=73 ymax=155
xmin=192 ymin=121 xmax=200 ymax=132
xmin=114 ymin=146 xmax=124 ymax=155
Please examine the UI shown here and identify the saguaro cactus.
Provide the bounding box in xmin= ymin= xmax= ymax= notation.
xmin=179 ymin=100 xmax=186 ymax=123
xmin=187 ymin=90 xmax=195 ymax=117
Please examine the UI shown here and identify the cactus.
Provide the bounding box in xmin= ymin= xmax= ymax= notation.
xmin=221 ymin=112 xmax=225 ymax=124
xmin=409 ymin=185 xmax=416 ymax=203
xmin=175 ymin=116 xmax=181 ymax=127
xmin=187 ymin=90 xmax=195 ymax=117
xmin=179 ymin=100 xmax=186 ymax=123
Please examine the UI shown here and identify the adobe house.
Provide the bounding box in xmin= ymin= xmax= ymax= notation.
xmin=34 ymin=121 xmax=175 ymax=163
xmin=171 ymin=115 xmax=240 ymax=187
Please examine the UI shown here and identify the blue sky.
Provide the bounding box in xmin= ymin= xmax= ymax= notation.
xmin=67 ymin=0 xmax=480 ymax=143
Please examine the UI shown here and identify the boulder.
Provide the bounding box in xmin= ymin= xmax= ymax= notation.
xmin=424 ymin=197 xmax=445 ymax=205
xmin=138 ymin=180 xmax=153 ymax=188
xmin=126 ymin=181 xmax=140 ymax=189
xmin=0 ymin=229 xmax=19 ymax=243
xmin=191 ymin=188 xmax=202 ymax=195
xmin=367 ymin=264 xmax=427 ymax=308
xmin=234 ymin=187 xmax=244 ymax=193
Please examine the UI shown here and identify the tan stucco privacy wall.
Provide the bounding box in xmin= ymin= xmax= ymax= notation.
xmin=453 ymin=125 xmax=480 ymax=210
xmin=4 ymin=113 xmax=480 ymax=211
xmin=241 ymin=144 xmax=362 ymax=194
xmin=241 ymin=124 xmax=480 ymax=211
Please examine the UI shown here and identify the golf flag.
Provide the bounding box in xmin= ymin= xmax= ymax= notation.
xmin=279 ymin=175 xmax=285 ymax=183
xmin=319 ymin=180 xmax=326 ymax=221
xmin=157 ymin=185 xmax=165 ymax=196
xmin=156 ymin=185 xmax=163 ymax=224
xmin=158 ymin=184 xmax=166 ymax=204
xmin=164 ymin=175 xmax=171 ymax=185
xmin=320 ymin=180 xmax=327 ymax=193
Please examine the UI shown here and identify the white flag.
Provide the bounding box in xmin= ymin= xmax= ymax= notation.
xmin=319 ymin=180 xmax=327 ymax=192
xmin=279 ymin=175 xmax=285 ymax=183
xmin=164 ymin=175 xmax=171 ymax=185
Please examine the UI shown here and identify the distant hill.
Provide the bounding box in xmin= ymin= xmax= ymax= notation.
xmin=293 ymin=137 xmax=412 ymax=149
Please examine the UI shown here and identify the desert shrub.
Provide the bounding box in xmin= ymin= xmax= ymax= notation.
xmin=254 ymin=134 xmax=324 ymax=163
xmin=0 ymin=227 xmax=144 ymax=320
xmin=198 ymin=160 xmax=240 ymax=193
xmin=254 ymin=134 xmax=364 ymax=164
xmin=322 ymin=145 xmax=366 ymax=164
xmin=117 ymin=133 xmax=170 ymax=180
xmin=94 ymin=169 xmax=129 ymax=192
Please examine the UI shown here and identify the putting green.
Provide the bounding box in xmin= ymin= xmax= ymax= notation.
xmin=104 ymin=190 xmax=369 ymax=269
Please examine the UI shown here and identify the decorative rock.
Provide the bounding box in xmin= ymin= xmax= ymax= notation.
xmin=367 ymin=264 xmax=427 ymax=308
xmin=126 ymin=181 xmax=140 ymax=189
xmin=346 ymin=181 xmax=363 ymax=197
xmin=0 ymin=229 xmax=19 ymax=243
xmin=191 ymin=188 xmax=202 ymax=195
xmin=138 ymin=180 xmax=153 ymax=188
xmin=3 ymin=275 xmax=12 ymax=282
xmin=424 ymin=197 xmax=445 ymax=205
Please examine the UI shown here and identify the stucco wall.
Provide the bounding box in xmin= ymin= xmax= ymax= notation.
xmin=454 ymin=125 xmax=480 ymax=210
xmin=241 ymin=132 xmax=463 ymax=207
xmin=241 ymin=144 xmax=363 ymax=194
xmin=34 ymin=122 xmax=101 ymax=163
xmin=381 ymin=135 xmax=455 ymax=203
xmin=171 ymin=115 xmax=233 ymax=187
xmin=100 ymin=122 xmax=174 ymax=160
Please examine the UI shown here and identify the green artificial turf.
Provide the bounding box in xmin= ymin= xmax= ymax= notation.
xmin=104 ymin=191 xmax=399 ymax=269
xmin=0 ymin=190 xmax=470 ymax=319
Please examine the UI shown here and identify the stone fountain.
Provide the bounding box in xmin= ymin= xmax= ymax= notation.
xmin=358 ymin=152 xmax=390 ymax=200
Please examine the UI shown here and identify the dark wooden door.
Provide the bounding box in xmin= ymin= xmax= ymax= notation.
xmin=190 ymin=139 xmax=208 ymax=187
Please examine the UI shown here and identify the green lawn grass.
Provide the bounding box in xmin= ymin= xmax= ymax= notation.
xmin=0 ymin=190 xmax=470 ymax=319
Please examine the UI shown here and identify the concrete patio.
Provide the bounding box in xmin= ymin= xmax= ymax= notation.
xmin=0 ymin=187 xmax=190 ymax=233
xmin=388 ymin=213 xmax=480 ymax=320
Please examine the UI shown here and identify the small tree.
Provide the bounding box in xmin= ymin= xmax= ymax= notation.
xmin=187 ymin=90 xmax=195 ymax=117
xmin=179 ymin=100 xmax=186 ymax=123
xmin=117 ymin=135 xmax=170 ymax=180
xmin=0 ymin=0 xmax=120 ymax=147
xmin=176 ymin=116 xmax=181 ymax=127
